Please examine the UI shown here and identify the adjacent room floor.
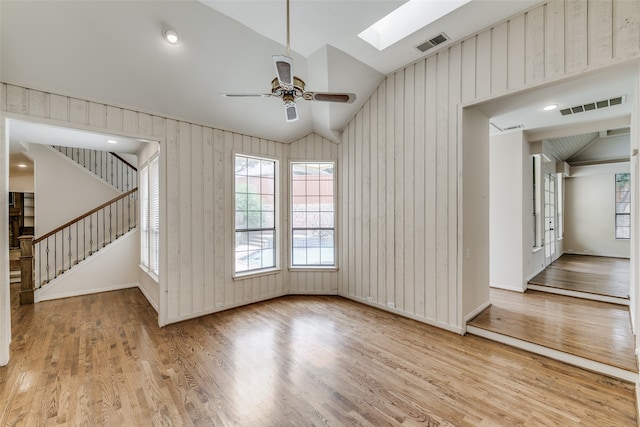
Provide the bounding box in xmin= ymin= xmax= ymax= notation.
xmin=468 ymin=254 xmax=637 ymax=381
xmin=1 ymin=285 xmax=636 ymax=426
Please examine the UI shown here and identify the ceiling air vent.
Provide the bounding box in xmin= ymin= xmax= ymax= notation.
xmin=416 ymin=33 xmax=449 ymax=53
xmin=503 ymin=124 xmax=524 ymax=131
xmin=560 ymin=96 xmax=626 ymax=116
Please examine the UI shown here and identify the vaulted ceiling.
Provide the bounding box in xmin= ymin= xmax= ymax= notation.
xmin=1 ymin=0 xmax=540 ymax=143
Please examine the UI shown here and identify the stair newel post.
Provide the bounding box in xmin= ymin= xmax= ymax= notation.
xmin=18 ymin=235 xmax=35 ymax=305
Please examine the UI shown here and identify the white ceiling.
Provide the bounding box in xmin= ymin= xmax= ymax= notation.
xmin=1 ymin=0 xmax=540 ymax=144
xmin=1 ymin=0 xmax=637 ymax=171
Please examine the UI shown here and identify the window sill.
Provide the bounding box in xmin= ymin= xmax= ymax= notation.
xmin=289 ymin=266 xmax=338 ymax=272
xmin=233 ymin=268 xmax=281 ymax=281
xmin=139 ymin=264 xmax=159 ymax=283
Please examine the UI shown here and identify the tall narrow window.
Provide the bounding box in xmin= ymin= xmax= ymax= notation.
xmin=149 ymin=156 xmax=160 ymax=274
xmin=291 ymin=162 xmax=335 ymax=267
xmin=140 ymin=155 xmax=160 ymax=276
xmin=140 ymin=165 xmax=149 ymax=268
xmin=615 ymin=173 xmax=631 ymax=239
xmin=235 ymin=154 xmax=277 ymax=274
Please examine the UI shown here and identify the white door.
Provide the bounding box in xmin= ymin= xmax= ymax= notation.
xmin=544 ymin=173 xmax=556 ymax=266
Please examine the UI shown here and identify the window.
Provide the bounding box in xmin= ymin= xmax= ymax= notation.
xmin=615 ymin=173 xmax=631 ymax=239
xmin=140 ymin=155 xmax=159 ymax=275
xmin=557 ymin=173 xmax=564 ymax=239
xmin=532 ymin=155 xmax=542 ymax=248
xmin=235 ymin=154 xmax=277 ymax=274
xmin=291 ymin=162 xmax=335 ymax=267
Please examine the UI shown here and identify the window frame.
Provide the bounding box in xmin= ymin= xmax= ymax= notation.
xmin=139 ymin=154 xmax=160 ymax=278
xmin=615 ymin=173 xmax=631 ymax=240
xmin=289 ymin=160 xmax=337 ymax=270
xmin=233 ymin=153 xmax=280 ymax=278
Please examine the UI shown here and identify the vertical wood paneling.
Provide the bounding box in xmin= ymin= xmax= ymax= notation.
xmin=361 ymin=101 xmax=371 ymax=300
xmin=178 ymin=122 xmax=192 ymax=316
xmin=165 ymin=119 xmax=180 ymax=321
xmin=88 ymin=102 xmax=106 ymax=128
xmin=223 ymin=131 xmax=236 ymax=307
xmin=106 ymin=106 xmax=123 ymax=131
xmin=376 ymin=83 xmax=387 ymax=305
xmin=448 ymin=44 xmax=462 ymax=327
xmin=348 ymin=121 xmax=357 ymax=297
xmin=6 ymin=85 xmax=27 ymax=114
xmin=69 ymin=98 xmax=87 ymax=125
xmin=385 ymin=75 xmax=395 ymax=308
xmin=613 ymin=0 xmax=640 ymax=59
xmin=565 ymin=0 xmax=588 ymax=73
xmin=526 ymin=5 xmax=546 ymax=84
xmin=49 ymin=94 xmax=69 ymax=122
xmin=435 ymin=51 xmax=449 ymax=324
xmin=138 ymin=113 xmax=152 ymax=137
xmin=545 ymin=0 xmax=565 ymax=79
xmin=354 ymin=111 xmax=363 ymax=299
xmin=394 ymin=71 xmax=405 ymax=310
xmin=508 ymin=15 xmax=526 ymax=90
xmin=491 ymin=23 xmax=508 ymax=95
xmin=413 ymin=60 xmax=426 ymax=319
xmin=203 ymin=127 xmax=215 ymax=310
xmin=28 ymin=90 xmax=49 ymax=118
xmin=403 ymin=66 xmax=415 ymax=314
xmin=190 ymin=125 xmax=204 ymax=313
xmin=213 ymin=129 xmax=226 ymax=306
xmin=123 ymin=110 xmax=138 ymax=135
xmin=369 ymin=90 xmax=379 ymax=303
xmin=476 ymin=31 xmax=492 ymax=100
xmin=461 ymin=37 xmax=476 ymax=104
xmin=588 ymin=0 xmax=613 ymax=66
xmin=425 ymin=56 xmax=438 ymax=320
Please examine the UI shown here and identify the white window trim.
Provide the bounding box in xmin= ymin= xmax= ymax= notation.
xmin=233 ymin=152 xmax=281 ymax=278
xmin=289 ymin=160 xmax=338 ymax=270
xmin=139 ymin=154 xmax=160 ymax=279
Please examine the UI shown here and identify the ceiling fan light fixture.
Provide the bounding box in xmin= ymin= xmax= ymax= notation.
xmin=163 ymin=28 xmax=180 ymax=45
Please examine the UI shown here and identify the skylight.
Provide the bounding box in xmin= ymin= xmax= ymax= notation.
xmin=358 ymin=0 xmax=472 ymax=51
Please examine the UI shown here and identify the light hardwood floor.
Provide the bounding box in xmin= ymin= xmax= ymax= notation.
xmin=468 ymin=288 xmax=637 ymax=373
xmin=1 ymin=286 xmax=636 ymax=426
xmin=529 ymin=254 xmax=629 ymax=299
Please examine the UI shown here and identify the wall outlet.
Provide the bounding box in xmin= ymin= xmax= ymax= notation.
xmin=366 ymin=296 xmax=372 ymax=302
xmin=387 ymin=301 xmax=395 ymax=309
xmin=215 ymin=302 xmax=223 ymax=308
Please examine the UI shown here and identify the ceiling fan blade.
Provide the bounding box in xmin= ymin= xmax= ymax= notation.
xmin=284 ymin=102 xmax=298 ymax=122
xmin=219 ymin=93 xmax=273 ymax=98
xmin=273 ymin=55 xmax=294 ymax=88
xmin=307 ymin=92 xmax=356 ymax=103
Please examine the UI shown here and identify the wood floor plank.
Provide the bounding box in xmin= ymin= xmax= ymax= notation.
xmin=468 ymin=288 xmax=637 ymax=373
xmin=1 ymin=285 xmax=636 ymax=425
xmin=529 ymin=254 xmax=629 ymax=298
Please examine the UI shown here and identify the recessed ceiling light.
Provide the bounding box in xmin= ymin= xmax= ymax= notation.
xmin=17 ymin=163 xmax=27 ymax=168
xmin=163 ymin=28 xmax=180 ymax=45
xmin=542 ymin=104 xmax=559 ymax=111
xmin=107 ymin=139 xmax=118 ymax=144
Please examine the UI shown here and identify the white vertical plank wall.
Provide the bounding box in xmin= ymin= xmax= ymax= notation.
xmin=337 ymin=0 xmax=640 ymax=332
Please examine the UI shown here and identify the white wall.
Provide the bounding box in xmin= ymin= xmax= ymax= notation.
xmin=462 ymin=108 xmax=490 ymax=318
xmin=564 ymin=165 xmax=631 ymax=258
xmin=36 ymin=229 xmax=139 ymax=301
xmin=26 ymin=143 xmax=121 ymax=235
xmin=1 ymin=117 xmax=10 ymax=365
xmin=490 ymin=130 xmax=526 ymax=291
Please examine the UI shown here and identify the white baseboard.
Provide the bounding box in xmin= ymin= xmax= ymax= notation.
xmin=137 ymin=283 xmax=159 ymax=312
xmin=36 ymin=282 xmax=138 ymax=302
xmin=464 ymin=300 xmax=492 ymax=325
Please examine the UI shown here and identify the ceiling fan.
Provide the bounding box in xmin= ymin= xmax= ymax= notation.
xmin=219 ymin=0 xmax=356 ymax=122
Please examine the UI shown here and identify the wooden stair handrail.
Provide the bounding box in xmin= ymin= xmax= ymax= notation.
xmin=110 ymin=152 xmax=138 ymax=172
xmin=34 ymin=188 xmax=138 ymax=244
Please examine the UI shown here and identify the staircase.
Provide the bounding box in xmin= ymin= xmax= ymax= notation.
xmin=21 ymin=146 xmax=138 ymax=296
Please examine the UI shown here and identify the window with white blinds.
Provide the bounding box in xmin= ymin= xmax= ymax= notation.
xmin=140 ymin=155 xmax=159 ymax=276
xmin=140 ymin=165 xmax=149 ymax=268
xmin=149 ymin=156 xmax=160 ymax=274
